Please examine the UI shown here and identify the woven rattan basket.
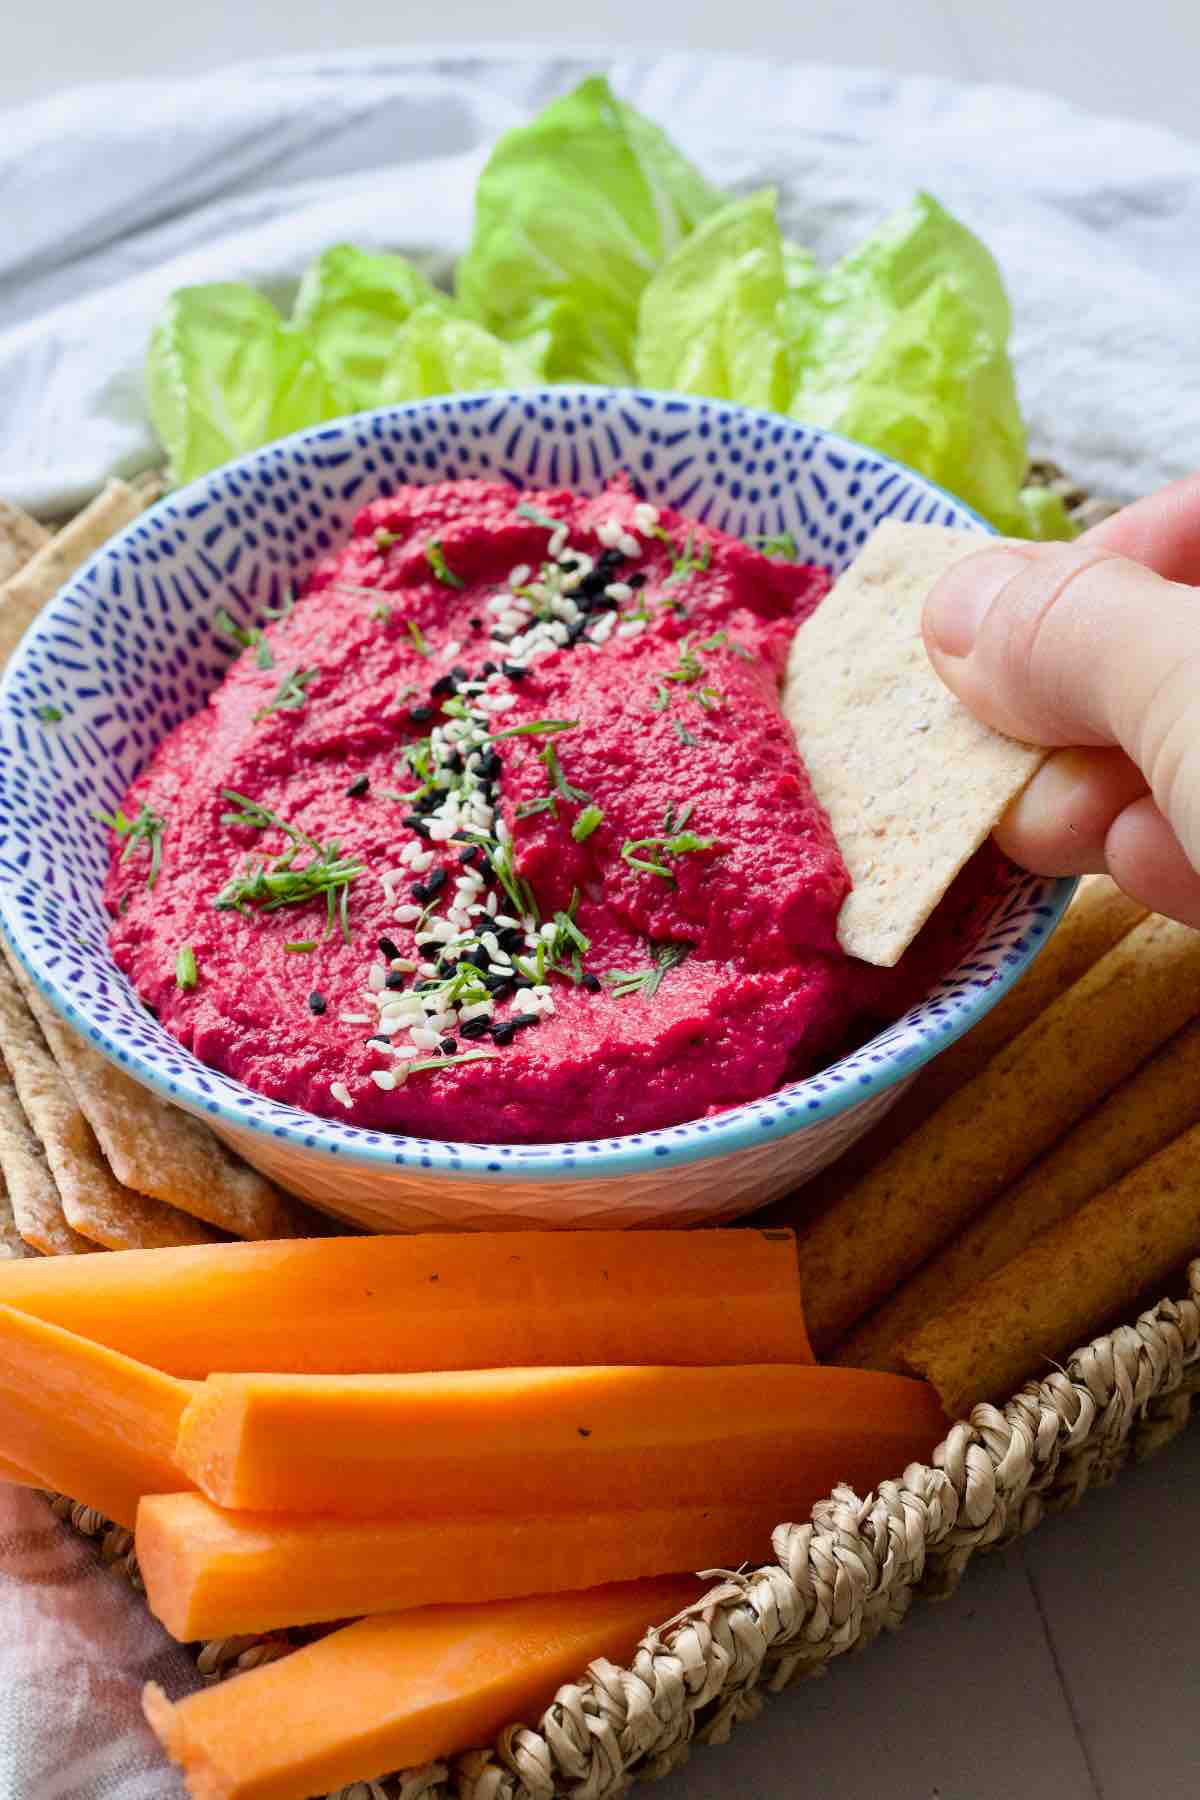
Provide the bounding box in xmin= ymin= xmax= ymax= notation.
xmin=53 ymin=460 xmax=1193 ymax=1800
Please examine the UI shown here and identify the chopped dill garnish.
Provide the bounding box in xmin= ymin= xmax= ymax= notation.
xmin=406 ymin=619 xmax=430 ymax=657
xmin=515 ymin=794 xmax=557 ymax=821
xmin=34 ymin=703 xmax=63 ymax=723
xmin=514 ymin=502 xmax=561 ymax=531
xmin=482 ymin=718 xmax=578 ymax=744
xmin=571 ymin=804 xmax=603 ymax=842
xmin=374 ymin=529 xmax=401 ymax=550
xmin=539 ymin=741 xmax=589 ymax=806
xmin=407 ymin=1048 xmax=500 ymax=1075
xmin=97 ymin=802 xmax=166 ymax=889
xmin=749 ymin=531 xmax=799 ymax=559
xmin=672 ymin=719 xmax=697 ymax=746
xmin=175 ymin=945 xmax=197 ymax=990
xmin=214 ymin=600 xmax=275 ymax=665
xmin=264 ymin=589 xmax=296 ymax=619
xmin=283 ymin=940 xmax=318 ymax=953
xmin=621 ymin=801 xmax=715 ymax=882
xmin=215 ymin=789 xmax=364 ymax=943
xmin=254 ymin=667 xmax=316 ymax=720
xmin=425 ymin=540 xmax=465 ymax=589
xmin=372 ymin=603 xmax=392 ymax=624
xmin=663 ymin=527 xmax=712 ymax=586
xmin=605 ymin=941 xmax=691 ymax=1000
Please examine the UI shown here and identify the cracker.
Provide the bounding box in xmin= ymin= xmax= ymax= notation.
xmin=0 ymin=1063 xmax=90 ymax=1257
xmin=783 ymin=522 xmax=1048 ymax=967
xmin=0 ymin=500 xmax=50 ymax=587
xmin=800 ymin=912 xmax=1200 ymax=1352
xmin=901 ymin=1117 xmax=1200 ymax=1417
xmin=0 ymin=477 xmax=154 ymax=672
xmin=8 ymin=954 xmax=306 ymax=1241
xmin=0 ymin=958 xmax=218 ymax=1251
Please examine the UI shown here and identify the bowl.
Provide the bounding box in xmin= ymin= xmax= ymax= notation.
xmin=0 ymin=389 xmax=1074 ymax=1231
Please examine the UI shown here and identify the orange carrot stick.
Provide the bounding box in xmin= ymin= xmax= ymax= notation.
xmin=175 ymin=1363 xmax=946 ymax=1519
xmin=145 ymin=1575 xmax=703 ymax=1800
xmin=0 ymin=1229 xmax=812 ymax=1377
xmin=0 ymin=1305 xmax=191 ymax=1528
xmin=137 ymin=1489 xmax=793 ymax=1641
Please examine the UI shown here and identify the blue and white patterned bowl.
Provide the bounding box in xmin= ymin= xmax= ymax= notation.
xmin=0 ymin=390 xmax=1073 ymax=1231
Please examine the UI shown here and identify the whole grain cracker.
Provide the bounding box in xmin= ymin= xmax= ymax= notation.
xmin=0 ymin=477 xmax=158 ymax=672
xmin=7 ymin=953 xmax=305 ymax=1241
xmin=0 ymin=958 xmax=218 ymax=1251
xmin=0 ymin=501 xmax=49 ymax=587
xmin=0 ymin=1063 xmax=91 ymax=1256
xmin=783 ymin=522 xmax=1048 ymax=967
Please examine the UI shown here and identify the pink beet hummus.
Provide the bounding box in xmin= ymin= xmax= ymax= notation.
xmin=104 ymin=478 xmax=988 ymax=1143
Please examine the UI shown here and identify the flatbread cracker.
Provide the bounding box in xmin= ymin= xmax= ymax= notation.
xmin=0 ymin=500 xmax=49 ymax=587
xmin=7 ymin=953 xmax=306 ymax=1241
xmin=0 ymin=958 xmax=218 ymax=1251
xmin=0 ymin=477 xmax=158 ymax=672
xmin=783 ymin=522 xmax=1048 ymax=967
xmin=0 ymin=1063 xmax=91 ymax=1256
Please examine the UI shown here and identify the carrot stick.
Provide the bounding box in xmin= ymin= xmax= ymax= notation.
xmin=137 ymin=1490 xmax=795 ymax=1641
xmin=838 ymin=1015 xmax=1200 ymax=1371
xmin=174 ymin=1363 xmax=946 ymax=1520
xmin=801 ymin=913 xmax=1200 ymax=1351
xmin=0 ymin=1306 xmax=192 ymax=1527
xmin=901 ymin=1118 xmax=1200 ymax=1416
xmin=144 ymin=1574 xmax=703 ymax=1800
xmin=0 ymin=1229 xmax=811 ymax=1377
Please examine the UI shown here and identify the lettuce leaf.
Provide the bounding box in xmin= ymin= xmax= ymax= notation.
xmin=146 ymin=285 xmax=340 ymax=486
xmin=379 ymin=305 xmax=544 ymax=402
xmin=456 ymin=75 xmax=720 ymax=384
xmin=637 ymin=189 xmax=1073 ymax=538
xmin=292 ymin=244 xmax=450 ymax=413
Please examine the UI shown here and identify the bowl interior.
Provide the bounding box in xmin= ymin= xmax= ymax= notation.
xmin=0 ymin=388 xmax=1074 ymax=1181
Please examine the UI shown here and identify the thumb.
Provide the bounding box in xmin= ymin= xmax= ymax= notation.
xmin=923 ymin=540 xmax=1200 ymax=921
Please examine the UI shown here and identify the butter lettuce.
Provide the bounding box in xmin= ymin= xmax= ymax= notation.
xmin=455 ymin=75 xmax=720 ymax=384
xmin=638 ymin=189 xmax=1072 ymax=538
xmin=380 ymin=305 xmax=544 ymax=402
xmin=292 ymin=244 xmax=450 ymax=412
xmin=147 ymin=286 xmax=340 ymax=487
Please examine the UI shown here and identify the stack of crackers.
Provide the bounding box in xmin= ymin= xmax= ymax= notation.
xmin=0 ymin=488 xmax=316 ymax=1260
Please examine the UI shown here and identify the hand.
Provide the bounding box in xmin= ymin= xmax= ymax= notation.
xmin=922 ymin=474 xmax=1200 ymax=928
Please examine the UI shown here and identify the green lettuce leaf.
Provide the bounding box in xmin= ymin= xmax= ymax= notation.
xmin=379 ymin=305 xmax=544 ymax=402
xmin=636 ymin=188 xmax=1073 ymax=539
xmin=146 ymin=285 xmax=341 ymax=486
xmin=456 ymin=75 xmax=721 ymax=384
xmin=292 ymin=244 xmax=450 ymax=412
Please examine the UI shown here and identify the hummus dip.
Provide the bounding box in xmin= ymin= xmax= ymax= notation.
xmin=104 ymin=478 xmax=977 ymax=1143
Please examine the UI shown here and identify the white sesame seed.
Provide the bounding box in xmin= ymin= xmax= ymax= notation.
xmin=442 ymin=640 xmax=461 ymax=659
xmin=367 ymin=966 xmax=386 ymax=991
xmin=588 ymin=612 xmax=617 ymax=645
xmin=508 ymin=564 xmax=531 ymax=588
xmin=409 ymin=1026 xmax=441 ymax=1051
xmin=633 ymin=501 xmax=660 ymax=532
xmin=459 ymin=1000 xmax=495 ymax=1022
xmin=370 ymin=1069 xmax=398 ymax=1090
xmin=514 ymin=990 xmax=540 ymax=1016
xmin=390 ymin=958 xmax=418 ymax=973
xmin=338 ymin=1012 xmax=371 ymax=1024
xmin=540 ymin=921 xmax=558 ymax=942
xmin=495 ymin=818 xmax=511 ymax=845
xmin=426 ymin=819 xmax=456 ymax=842
xmin=486 ymin=892 xmax=499 ymax=915
xmin=618 ymin=531 xmax=643 ymax=559
xmin=487 ymin=592 xmax=513 ymax=614
xmin=393 ymin=902 xmax=422 ymax=923
xmin=410 ymin=851 xmax=435 ymax=874
xmin=597 ymin=518 xmax=622 ymax=548
xmin=616 ymin=618 xmax=647 ymax=639
xmin=390 ymin=1043 xmax=420 ymax=1059
xmin=603 ymin=581 xmax=633 ymax=602
xmin=548 ymin=524 xmax=568 ymax=558
xmin=329 ymin=1080 xmax=353 ymax=1109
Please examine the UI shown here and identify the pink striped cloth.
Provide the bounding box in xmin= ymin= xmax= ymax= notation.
xmin=0 ymin=1486 xmax=195 ymax=1798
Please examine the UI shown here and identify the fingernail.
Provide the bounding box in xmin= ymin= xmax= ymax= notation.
xmin=924 ymin=549 xmax=1032 ymax=658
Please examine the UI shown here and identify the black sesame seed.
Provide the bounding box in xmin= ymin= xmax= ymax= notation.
xmin=403 ymin=815 xmax=431 ymax=839
xmin=410 ymin=880 xmax=429 ymax=902
xmin=377 ymin=935 xmax=401 ymax=961
xmin=458 ymin=845 xmax=480 ymax=867
xmin=463 ymin=945 xmax=490 ymax=969
xmin=344 ymin=774 xmax=370 ymax=798
xmin=510 ymin=1013 xmax=540 ymax=1031
xmin=628 ymin=572 xmax=647 ymax=590
xmin=423 ymin=867 xmax=448 ymax=897
xmin=582 ymin=972 xmax=602 ymax=993
xmin=480 ymin=660 xmax=498 ymax=676
xmin=385 ymin=972 xmax=408 ymax=991
xmin=444 ymin=750 xmax=464 ymax=774
xmin=459 ymin=1016 xmax=490 ymax=1040
xmin=469 ymin=615 xmax=483 ymax=629
xmin=420 ymin=945 xmax=441 ymax=963
xmin=307 ymin=991 xmax=327 ymax=1015
xmin=479 ymin=751 xmax=502 ymax=782
xmin=430 ymin=674 xmax=455 ymax=698
xmin=491 ymin=1020 xmax=517 ymax=1046
xmin=503 ymin=662 xmax=528 ymax=681
xmin=450 ymin=665 xmax=468 ymax=684
xmin=514 ymin=976 xmax=534 ymax=991
xmin=366 ymin=1035 xmax=390 ymax=1050
xmin=485 ymin=975 xmax=514 ymax=1000
xmin=498 ymin=926 xmax=524 ymax=952
xmin=440 ymin=1036 xmax=458 ymax=1054
xmin=410 ymin=704 xmax=434 ymax=724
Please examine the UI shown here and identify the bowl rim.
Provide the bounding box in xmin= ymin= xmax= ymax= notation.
xmin=0 ymin=385 xmax=1077 ymax=1182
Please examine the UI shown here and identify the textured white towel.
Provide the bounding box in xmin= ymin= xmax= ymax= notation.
xmin=2 ymin=46 xmax=1199 ymax=515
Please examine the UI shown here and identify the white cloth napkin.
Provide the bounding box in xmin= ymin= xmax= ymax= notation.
xmin=3 ymin=44 xmax=1200 ymax=1800
xmin=2 ymin=45 xmax=1199 ymax=516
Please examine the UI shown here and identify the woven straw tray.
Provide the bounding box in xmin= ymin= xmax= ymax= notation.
xmin=43 ymin=461 xmax=1200 ymax=1800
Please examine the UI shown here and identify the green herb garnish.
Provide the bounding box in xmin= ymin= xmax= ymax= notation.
xmin=514 ymin=502 xmax=561 ymax=531
xmin=175 ymin=945 xmax=198 ymax=990
xmin=407 ymin=1048 xmax=500 ymax=1075
xmin=539 ymin=741 xmax=589 ymax=806
xmin=605 ymin=941 xmax=691 ymax=1000
xmin=34 ymin=704 xmax=63 ymax=724
xmin=372 ymin=603 xmax=392 ymax=624
xmin=516 ymin=794 xmax=557 ymax=820
xmin=406 ymin=619 xmax=430 ymax=657
xmin=620 ymin=801 xmax=715 ymax=882
xmin=749 ymin=531 xmax=799 ymax=559
xmin=672 ymin=719 xmax=697 ymax=746
xmin=571 ymin=804 xmax=603 ymax=842
xmin=663 ymin=527 xmax=711 ymax=586
xmin=374 ymin=529 xmax=401 ymax=550
xmin=97 ymin=802 xmax=166 ymax=890
xmin=215 ymin=789 xmax=364 ymax=943
xmin=264 ymin=590 xmax=295 ymax=620
xmin=482 ymin=718 xmax=578 ymax=744
xmin=214 ymin=602 xmax=275 ymax=665
xmin=254 ymin=667 xmax=316 ymax=720
xmin=283 ymin=940 xmax=318 ymax=953
xmin=425 ymin=540 xmax=465 ymax=589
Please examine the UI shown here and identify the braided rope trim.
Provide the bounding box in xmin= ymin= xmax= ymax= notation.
xmin=55 ymin=1259 xmax=1200 ymax=1800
